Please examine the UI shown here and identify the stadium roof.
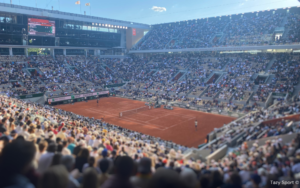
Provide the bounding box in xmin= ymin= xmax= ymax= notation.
xmin=0 ymin=3 xmax=150 ymax=29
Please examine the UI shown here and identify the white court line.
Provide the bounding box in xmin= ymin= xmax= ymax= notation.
xmin=164 ymin=111 xmax=196 ymax=119
xmin=85 ymin=109 xmax=117 ymax=118
xmin=127 ymin=112 xmax=156 ymax=118
xmin=162 ymin=117 xmax=196 ymax=131
xmin=85 ymin=107 xmax=195 ymax=131
xmin=120 ymin=112 xmax=193 ymax=130
xmin=89 ymin=104 xmax=148 ymax=114
xmin=144 ymin=112 xmax=173 ymax=122
xmin=86 ymin=108 xmax=165 ymax=130
xmin=90 ymin=105 xmax=194 ymax=120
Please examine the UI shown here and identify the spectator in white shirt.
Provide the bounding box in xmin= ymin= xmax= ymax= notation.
xmin=35 ymin=125 xmax=45 ymax=138
xmin=21 ymin=125 xmax=30 ymax=140
xmin=62 ymin=141 xmax=71 ymax=155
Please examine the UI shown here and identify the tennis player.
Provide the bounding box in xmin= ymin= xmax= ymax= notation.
xmin=195 ymin=120 xmax=198 ymax=131
xmin=97 ymin=98 xmax=99 ymax=106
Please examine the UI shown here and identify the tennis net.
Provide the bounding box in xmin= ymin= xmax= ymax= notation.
xmin=119 ymin=106 xmax=150 ymax=117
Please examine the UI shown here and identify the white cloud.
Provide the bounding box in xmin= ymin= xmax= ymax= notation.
xmin=151 ymin=6 xmax=167 ymax=12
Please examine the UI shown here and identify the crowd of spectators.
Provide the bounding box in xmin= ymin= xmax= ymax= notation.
xmin=131 ymin=10 xmax=293 ymax=50
xmin=0 ymin=88 xmax=300 ymax=188
xmin=284 ymin=13 xmax=300 ymax=43
xmin=120 ymin=53 xmax=279 ymax=111
xmin=0 ymin=51 xmax=299 ymax=115
xmin=223 ymin=13 xmax=283 ymax=46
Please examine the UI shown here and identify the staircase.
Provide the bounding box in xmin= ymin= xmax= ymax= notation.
xmin=186 ymin=85 xmax=196 ymax=96
xmin=209 ymin=34 xmax=217 ymax=44
xmin=221 ymin=59 xmax=231 ymax=71
xmin=280 ymin=15 xmax=288 ymax=27
xmin=22 ymin=68 xmax=31 ymax=76
xmin=265 ymin=74 xmax=275 ymax=84
xmin=204 ymin=72 xmax=215 ymax=83
xmin=214 ymin=72 xmax=226 ymax=84
xmin=178 ymin=71 xmax=189 ymax=81
xmin=35 ymin=68 xmax=45 ymax=76
xmin=217 ymin=22 xmax=230 ymax=44
xmin=251 ymin=73 xmax=259 ymax=82
xmin=165 ymin=38 xmax=176 ymax=49
xmin=265 ymin=56 xmax=276 ymax=72
xmin=37 ymin=77 xmax=45 ymax=85
xmin=171 ymin=71 xmax=184 ymax=81
xmin=252 ymin=85 xmax=260 ymax=92
xmin=281 ymin=27 xmax=290 ymax=40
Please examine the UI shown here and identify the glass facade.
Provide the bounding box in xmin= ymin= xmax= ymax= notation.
xmin=0 ymin=12 xmax=122 ymax=48
xmin=62 ymin=22 xmax=118 ymax=33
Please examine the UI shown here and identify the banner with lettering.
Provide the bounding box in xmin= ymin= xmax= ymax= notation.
xmin=48 ymin=91 xmax=109 ymax=103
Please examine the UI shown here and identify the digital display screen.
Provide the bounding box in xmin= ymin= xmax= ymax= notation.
xmin=28 ymin=18 xmax=55 ymax=37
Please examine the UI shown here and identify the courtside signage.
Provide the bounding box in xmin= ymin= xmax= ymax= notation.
xmin=48 ymin=91 xmax=109 ymax=103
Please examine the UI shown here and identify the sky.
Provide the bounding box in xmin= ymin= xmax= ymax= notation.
xmin=4 ymin=0 xmax=300 ymax=24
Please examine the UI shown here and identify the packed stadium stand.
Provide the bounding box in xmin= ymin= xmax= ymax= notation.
xmin=1 ymin=2 xmax=300 ymax=188
xmin=131 ymin=8 xmax=299 ymax=51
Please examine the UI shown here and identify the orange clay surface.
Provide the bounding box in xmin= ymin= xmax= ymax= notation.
xmin=55 ymin=97 xmax=235 ymax=147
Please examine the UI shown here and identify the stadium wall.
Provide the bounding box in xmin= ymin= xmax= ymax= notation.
xmin=129 ymin=44 xmax=300 ymax=54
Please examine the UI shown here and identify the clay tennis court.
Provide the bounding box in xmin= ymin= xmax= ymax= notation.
xmin=55 ymin=97 xmax=235 ymax=147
